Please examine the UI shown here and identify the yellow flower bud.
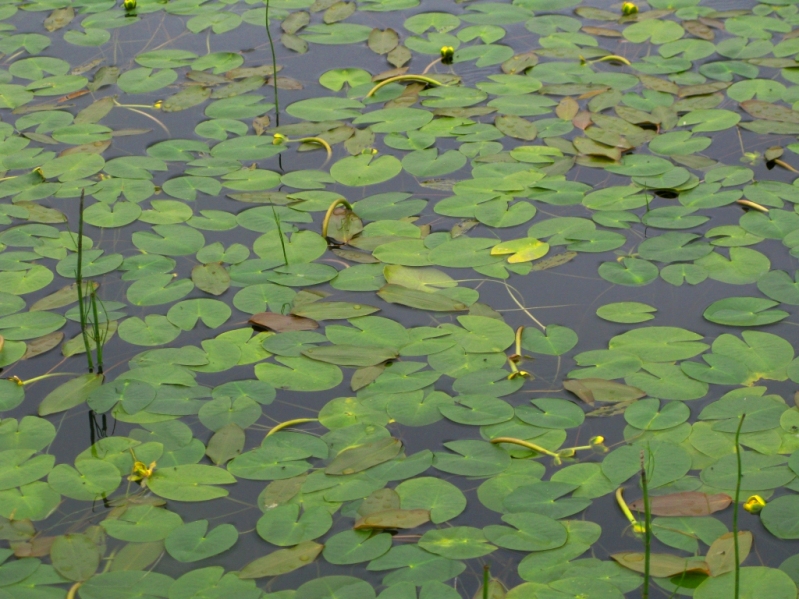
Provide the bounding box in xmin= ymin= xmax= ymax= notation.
xmin=590 ymin=436 xmax=605 ymax=445
xmin=440 ymin=46 xmax=454 ymax=65
xmin=128 ymin=460 xmax=156 ymax=483
xmin=123 ymin=0 xmax=137 ymax=11
xmin=622 ymin=2 xmax=638 ymax=15
xmin=273 ymin=133 xmax=287 ymax=145
xmin=744 ymin=495 xmax=766 ymax=514
xmin=153 ymin=100 xmax=162 ymax=109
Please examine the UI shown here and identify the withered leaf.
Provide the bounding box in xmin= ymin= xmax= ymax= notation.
xmin=612 ymin=552 xmax=709 ymax=578
xmin=249 ymin=312 xmax=319 ymax=332
xmin=706 ymin=532 xmax=752 ymax=577
xmin=564 ymin=379 xmax=646 ymax=405
xmin=354 ymin=509 xmax=430 ymax=530
xmin=629 ymin=492 xmax=732 ymax=517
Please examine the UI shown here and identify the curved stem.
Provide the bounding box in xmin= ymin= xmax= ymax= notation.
xmin=266 ymin=418 xmax=318 ymax=437
xmin=592 ymin=54 xmax=631 ymax=66
xmin=321 ymin=198 xmax=354 ymax=239
xmin=736 ymin=199 xmax=768 ymax=213
xmin=66 ymin=582 xmax=82 ymax=599
xmin=489 ymin=436 xmax=559 ymax=459
xmin=366 ymin=75 xmax=445 ymax=98
xmin=113 ymin=101 xmax=156 ymax=109
xmin=12 ymin=373 xmax=81 ymax=386
xmin=615 ymin=487 xmax=644 ymax=533
xmin=297 ymin=136 xmax=333 ymax=163
xmin=265 ymin=0 xmax=279 ymax=126
xmin=422 ymin=57 xmax=442 ymax=74
xmin=114 ymin=100 xmax=171 ymax=135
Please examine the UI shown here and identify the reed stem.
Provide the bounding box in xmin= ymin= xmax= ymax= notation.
xmin=265 ymin=0 xmax=279 ymax=126
xmin=482 ymin=564 xmax=489 ymax=599
xmin=76 ymin=190 xmax=94 ymax=373
xmin=734 ymin=413 xmax=746 ymax=599
xmin=90 ymin=288 xmax=106 ymax=374
xmin=272 ymin=206 xmax=288 ymax=266
xmin=641 ymin=449 xmax=651 ymax=599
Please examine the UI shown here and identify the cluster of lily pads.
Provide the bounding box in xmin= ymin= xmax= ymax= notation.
xmin=5 ymin=0 xmax=799 ymax=597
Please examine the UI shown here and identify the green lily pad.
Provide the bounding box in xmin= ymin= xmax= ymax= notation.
xmin=597 ymin=302 xmax=657 ymax=324
xmin=703 ymin=297 xmax=789 ymax=327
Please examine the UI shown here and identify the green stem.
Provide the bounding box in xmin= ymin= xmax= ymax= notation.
xmin=365 ymin=75 xmax=445 ymax=98
xmin=589 ymin=54 xmax=631 ymax=66
xmin=7 ymin=373 xmax=80 ymax=386
xmin=66 ymin=582 xmax=82 ymax=599
xmin=265 ymin=0 xmax=279 ymax=126
xmin=90 ymin=288 xmax=104 ymax=374
xmin=641 ymin=449 xmax=652 ymax=599
xmin=266 ymin=418 xmax=317 ymax=436
xmin=734 ymin=413 xmax=746 ymax=599
xmin=76 ymin=190 xmax=94 ymax=373
xmin=483 ymin=564 xmax=489 ymax=599
xmin=272 ymin=205 xmax=288 ymax=266
xmin=321 ymin=198 xmax=354 ymax=239
xmin=296 ymin=136 xmax=332 ymax=162
xmin=489 ymin=436 xmax=561 ymax=461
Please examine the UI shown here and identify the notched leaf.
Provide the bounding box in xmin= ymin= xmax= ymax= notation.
xmin=249 ymin=312 xmax=319 ymax=332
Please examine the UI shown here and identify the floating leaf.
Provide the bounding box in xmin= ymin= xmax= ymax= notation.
xmin=239 ymin=541 xmax=323 ymax=578
xmin=628 ymin=492 xmax=732 ymax=517
xmin=612 ymin=552 xmax=708 ymax=577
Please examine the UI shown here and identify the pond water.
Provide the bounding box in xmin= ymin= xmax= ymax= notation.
xmin=2 ymin=0 xmax=799 ymax=597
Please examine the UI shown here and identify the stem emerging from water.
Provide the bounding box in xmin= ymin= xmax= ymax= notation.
xmin=265 ymin=0 xmax=279 ymax=126
xmin=483 ymin=564 xmax=490 ymax=599
xmin=641 ymin=449 xmax=651 ymax=599
xmin=271 ymin=206 xmax=288 ymax=266
xmin=322 ymin=198 xmax=353 ymax=239
xmin=76 ymin=190 xmax=94 ymax=373
xmin=734 ymin=413 xmax=746 ymax=599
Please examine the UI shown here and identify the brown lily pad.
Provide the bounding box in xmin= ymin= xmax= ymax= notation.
xmin=628 ymin=492 xmax=731 ymax=517
xmin=249 ymin=312 xmax=319 ymax=332
xmin=354 ymin=509 xmax=431 ymax=530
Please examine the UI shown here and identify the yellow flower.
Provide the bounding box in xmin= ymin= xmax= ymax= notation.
xmin=440 ymin=46 xmax=455 ymax=65
xmin=123 ymin=0 xmax=137 ymax=11
xmin=744 ymin=495 xmax=766 ymax=514
xmin=273 ymin=133 xmax=287 ymax=145
xmin=622 ymin=2 xmax=638 ymax=15
xmin=508 ymin=369 xmax=532 ymax=380
xmin=153 ymin=100 xmax=163 ymax=109
xmin=128 ymin=460 xmax=156 ymax=483
xmin=590 ymin=436 xmax=605 ymax=445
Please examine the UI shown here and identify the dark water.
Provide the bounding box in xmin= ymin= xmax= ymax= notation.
xmin=3 ymin=0 xmax=799 ymax=597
